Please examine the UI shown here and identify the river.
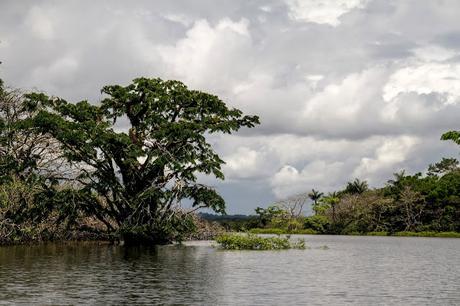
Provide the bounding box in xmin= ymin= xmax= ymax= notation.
xmin=0 ymin=235 xmax=459 ymax=305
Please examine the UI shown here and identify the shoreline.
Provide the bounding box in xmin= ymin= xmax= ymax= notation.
xmin=2 ymin=230 xmax=460 ymax=247
xmin=245 ymin=228 xmax=460 ymax=238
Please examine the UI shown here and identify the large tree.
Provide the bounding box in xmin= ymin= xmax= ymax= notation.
xmin=27 ymin=77 xmax=259 ymax=244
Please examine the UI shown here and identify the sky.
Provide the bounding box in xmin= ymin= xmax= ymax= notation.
xmin=1 ymin=0 xmax=460 ymax=214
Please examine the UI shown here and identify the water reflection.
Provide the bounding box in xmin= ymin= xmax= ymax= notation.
xmin=0 ymin=236 xmax=459 ymax=305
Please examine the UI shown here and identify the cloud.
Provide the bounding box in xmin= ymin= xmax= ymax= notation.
xmin=353 ymin=135 xmax=420 ymax=183
xmin=286 ymin=0 xmax=369 ymax=26
xmin=383 ymin=63 xmax=460 ymax=104
xmin=163 ymin=14 xmax=193 ymax=27
xmin=222 ymin=147 xmax=268 ymax=180
xmin=28 ymin=56 xmax=79 ymax=92
xmin=157 ymin=18 xmax=252 ymax=92
xmin=412 ymin=46 xmax=459 ymax=62
xmin=301 ymin=67 xmax=388 ymax=138
xmin=270 ymin=161 xmax=345 ymax=198
xmin=24 ymin=6 xmax=56 ymax=40
xmin=2 ymin=0 xmax=460 ymax=214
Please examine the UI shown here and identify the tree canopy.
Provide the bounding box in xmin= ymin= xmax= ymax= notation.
xmin=23 ymin=77 xmax=259 ymax=244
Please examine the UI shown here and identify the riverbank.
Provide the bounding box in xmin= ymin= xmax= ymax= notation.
xmin=0 ymin=214 xmax=225 ymax=246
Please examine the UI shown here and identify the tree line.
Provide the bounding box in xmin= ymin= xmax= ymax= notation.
xmin=245 ymin=158 xmax=460 ymax=235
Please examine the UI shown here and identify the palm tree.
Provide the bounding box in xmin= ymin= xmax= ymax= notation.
xmin=345 ymin=178 xmax=368 ymax=194
xmin=323 ymin=192 xmax=340 ymax=223
xmin=308 ymin=189 xmax=323 ymax=215
xmin=387 ymin=170 xmax=406 ymax=186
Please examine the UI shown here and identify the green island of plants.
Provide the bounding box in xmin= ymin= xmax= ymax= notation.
xmin=215 ymin=233 xmax=306 ymax=250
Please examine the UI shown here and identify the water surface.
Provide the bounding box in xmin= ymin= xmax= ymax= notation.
xmin=0 ymin=235 xmax=459 ymax=305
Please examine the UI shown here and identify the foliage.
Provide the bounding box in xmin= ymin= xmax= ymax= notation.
xmin=427 ymin=158 xmax=459 ymax=177
xmin=0 ymin=86 xmax=67 ymax=185
xmin=249 ymin=227 xmax=317 ymax=235
xmin=0 ymin=77 xmax=259 ymax=245
xmin=344 ymin=178 xmax=369 ymax=195
xmin=255 ymin=205 xmax=285 ymax=227
xmin=321 ymin=192 xmax=340 ymax=225
xmin=0 ymin=83 xmax=90 ymax=243
xmin=308 ymin=189 xmax=323 ymax=215
xmin=23 ymin=77 xmax=259 ymax=244
xmin=245 ymin=156 xmax=460 ymax=236
xmin=303 ymin=215 xmax=330 ymax=233
xmin=215 ymin=233 xmax=306 ymax=250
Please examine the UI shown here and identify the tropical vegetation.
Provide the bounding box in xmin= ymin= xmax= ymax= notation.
xmin=215 ymin=233 xmax=306 ymax=250
xmin=227 ymin=156 xmax=460 ymax=237
xmin=0 ymin=76 xmax=259 ymax=245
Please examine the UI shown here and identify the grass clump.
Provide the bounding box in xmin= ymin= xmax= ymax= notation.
xmin=215 ymin=233 xmax=306 ymax=250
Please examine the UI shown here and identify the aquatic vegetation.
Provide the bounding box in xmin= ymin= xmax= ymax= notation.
xmin=215 ymin=233 xmax=306 ymax=250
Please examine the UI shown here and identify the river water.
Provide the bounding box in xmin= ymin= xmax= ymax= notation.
xmin=0 ymin=235 xmax=459 ymax=305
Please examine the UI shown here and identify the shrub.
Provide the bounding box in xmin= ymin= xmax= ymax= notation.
xmin=286 ymin=219 xmax=303 ymax=231
xmin=303 ymin=215 xmax=330 ymax=233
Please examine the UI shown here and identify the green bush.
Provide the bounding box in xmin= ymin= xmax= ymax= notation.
xmin=286 ymin=219 xmax=303 ymax=231
xmin=303 ymin=215 xmax=330 ymax=233
xmin=215 ymin=233 xmax=306 ymax=250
